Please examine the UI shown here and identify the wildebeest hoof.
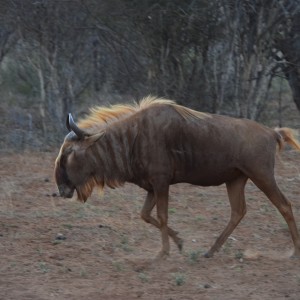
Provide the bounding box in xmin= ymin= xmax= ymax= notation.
xmin=290 ymin=250 xmax=300 ymax=259
xmin=155 ymin=251 xmax=169 ymax=261
xmin=176 ymin=238 xmax=184 ymax=252
xmin=204 ymin=251 xmax=214 ymax=258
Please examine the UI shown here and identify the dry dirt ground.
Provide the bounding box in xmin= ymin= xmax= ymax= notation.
xmin=1 ymin=150 xmax=300 ymax=300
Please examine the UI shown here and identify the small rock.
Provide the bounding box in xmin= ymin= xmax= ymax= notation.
xmin=55 ymin=233 xmax=66 ymax=240
xmin=98 ymin=224 xmax=111 ymax=230
xmin=136 ymin=291 xmax=144 ymax=298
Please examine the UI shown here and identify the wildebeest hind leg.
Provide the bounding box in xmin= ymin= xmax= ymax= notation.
xmin=251 ymin=177 xmax=300 ymax=257
xmin=204 ymin=175 xmax=248 ymax=258
xmin=141 ymin=191 xmax=183 ymax=252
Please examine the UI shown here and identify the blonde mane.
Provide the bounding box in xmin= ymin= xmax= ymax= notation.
xmin=78 ymin=96 xmax=210 ymax=133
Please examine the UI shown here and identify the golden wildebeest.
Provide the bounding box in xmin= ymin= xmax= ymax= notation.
xmin=54 ymin=96 xmax=300 ymax=259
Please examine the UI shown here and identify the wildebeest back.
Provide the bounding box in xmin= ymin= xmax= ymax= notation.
xmin=124 ymin=104 xmax=277 ymax=188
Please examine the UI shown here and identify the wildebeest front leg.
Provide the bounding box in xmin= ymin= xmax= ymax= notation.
xmin=141 ymin=191 xmax=183 ymax=252
xmin=205 ymin=175 xmax=248 ymax=258
xmin=154 ymin=184 xmax=170 ymax=259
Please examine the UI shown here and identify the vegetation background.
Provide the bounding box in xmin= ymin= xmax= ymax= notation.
xmin=0 ymin=0 xmax=300 ymax=151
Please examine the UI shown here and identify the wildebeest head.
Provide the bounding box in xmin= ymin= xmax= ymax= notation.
xmin=54 ymin=114 xmax=104 ymax=202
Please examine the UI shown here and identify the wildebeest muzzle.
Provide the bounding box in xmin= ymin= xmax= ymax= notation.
xmin=58 ymin=184 xmax=75 ymax=198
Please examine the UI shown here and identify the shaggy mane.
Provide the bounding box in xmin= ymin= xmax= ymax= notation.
xmin=78 ymin=96 xmax=210 ymax=133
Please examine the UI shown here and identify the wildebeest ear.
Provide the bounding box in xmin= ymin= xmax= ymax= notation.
xmin=66 ymin=113 xmax=87 ymax=139
xmin=85 ymin=132 xmax=105 ymax=145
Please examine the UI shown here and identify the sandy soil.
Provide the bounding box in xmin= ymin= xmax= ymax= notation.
xmin=1 ymin=150 xmax=300 ymax=300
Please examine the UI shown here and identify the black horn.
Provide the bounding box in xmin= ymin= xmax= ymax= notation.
xmin=66 ymin=113 xmax=86 ymax=139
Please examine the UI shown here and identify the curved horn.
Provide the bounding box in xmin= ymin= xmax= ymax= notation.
xmin=67 ymin=113 xmax=86 ymax=139
xmin=66 ymin=114 xmax=71 ymax=132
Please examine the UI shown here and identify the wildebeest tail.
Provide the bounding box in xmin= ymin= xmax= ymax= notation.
xmin=275 ymin=127 xmax=300 ymax=151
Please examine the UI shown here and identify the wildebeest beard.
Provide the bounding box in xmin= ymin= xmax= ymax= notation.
xmin=75 ymin=173 xmax=126 ymax=202
xmin=75 ymin=176 xmax=104 ymax=202
xmin=74 ymin=143 xmax=128 ymax=202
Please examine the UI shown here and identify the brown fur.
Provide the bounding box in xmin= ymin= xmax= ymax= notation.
xmin=54 ymin=97 xmax=300 ymax=259
xmin=78 ymin=96 xmax=210 ymax=134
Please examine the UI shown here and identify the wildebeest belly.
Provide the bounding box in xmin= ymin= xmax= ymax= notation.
xmin=171 ymin=166 xmax=242 ymax=186
xmin=170 ymin=147 xmax=242 ymax=186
